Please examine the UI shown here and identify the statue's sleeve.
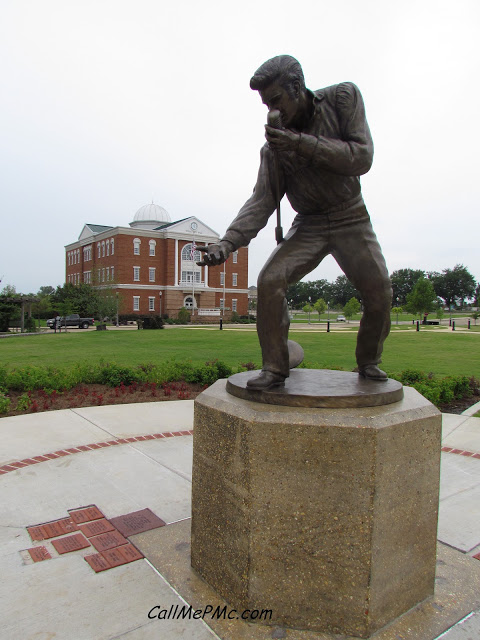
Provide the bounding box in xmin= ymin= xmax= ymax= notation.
xmin=303 ymin=82 xmax=374 ymax=176
xmin=221 ymin=145 xmax=280 ymax=250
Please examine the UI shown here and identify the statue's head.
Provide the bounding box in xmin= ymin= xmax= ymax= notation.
xmin=250 ymin=55 xmax=307 ymax=129
xmin=250 ymin=55 xmax=305 ymax=98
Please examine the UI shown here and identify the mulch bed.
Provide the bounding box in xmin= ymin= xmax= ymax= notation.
xmin=3 ymin=381 xmax=205 ymax=418
xmin=1 ymin=382 xmax=478 ymax=418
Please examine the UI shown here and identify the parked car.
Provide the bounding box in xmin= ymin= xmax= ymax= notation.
xmin=336 ymin=315 xmax=346 ymax=322
xmin=47 ymin=314 xmax=95 ymax=329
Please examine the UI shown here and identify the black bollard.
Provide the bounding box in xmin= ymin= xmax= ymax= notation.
xmin=416 ymin=321 xmax=420 ymax=331
xmin=468 ymin=320 xmax=471 ymax=329
xmin=452 ymin=321 xmax=455 ymax=331
xmin=220 ymin=319 xmax=223 ymax=330
xmin=327 ymin=321 xmax=330 ymax=332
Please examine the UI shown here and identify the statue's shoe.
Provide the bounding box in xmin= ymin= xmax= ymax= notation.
xmin=358 ymin=365 xmax=388 ymax=381
xmin=246 ymin=370 xmax=286 ymax=390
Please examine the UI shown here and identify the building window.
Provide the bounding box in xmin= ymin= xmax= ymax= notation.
xmin=111 ymin=266 xmax=114 ymax=280
xmin=233 ymin=251 xmax=238 ymax=263
xmin=232 ymin=299 xmax=237 ymax=312
xmin=180 ymin=243 xmax=202 ymax=285
xmin=149 ymin=297 xmax=155 ymax=311
xmin=133 ymin=266 xmax=140 ymax=281
xmin=111 ymin=239 xmax=114 ymax=255
xmin=181 ymin=243 xmax=201 ymax=261
xmin=102 ymin=268 xmax=105 ymax=282
xmin=102 ymin=241 xmax=105 ymax=257
xmin=133 ymin=238 xmax=141 ymax=255
xmin=220 ymin=272 xmax=225 ymax=285
xmin=181 ymin=270 xmax=201 ymax=284
xmin=232 ymin=273 xmax=238 ymax=286
xmin=97 ymin=243 xmax=101 ymax=258
xmin=133 ymin=296 xmax=140 ymax=311
xmin=106 ymin=268 xmax=109 ymax=282
xmin=106 ymin=240 xmax=110 ymax=256
xmin=184 ymin=296 xmax=195 ymax=309
xmin=219 ymin=298 xmax=224 ymax=310
xmin=149 ymin=240 xmax=156 ymax=256
xmin=83 ymin=246 xmax=92 ymax=262
xmin=149 ymin=268 xmax=156 ymax=282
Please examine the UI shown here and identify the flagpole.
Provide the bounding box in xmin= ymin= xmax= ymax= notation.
xmin=222 ymin=260 xmax=226 ymax=316
xmin=191 ymin=231 xmax=195 ymax=317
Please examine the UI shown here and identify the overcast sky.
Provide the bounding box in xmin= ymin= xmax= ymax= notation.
xmin=1 ymin=0 xmax=479 ymax=294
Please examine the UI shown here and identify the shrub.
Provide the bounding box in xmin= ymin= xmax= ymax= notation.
xmin=16 ymin=394 xmax=32 ymax=411
xmin=177 ymin=307 xmax=191 ymax=324
xmin=388 ymin=370 xmax=478 ymax=408
xmin=99 ymin=364 xmax=141 ymax=387
xmin=0 ymin=393 xmax=11 ymax=414
xmin=141 ymin=316 xmax=164 ymax=330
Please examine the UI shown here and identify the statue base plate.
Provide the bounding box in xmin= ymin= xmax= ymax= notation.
xmin=226 ymin=368 xmax=403 ymax=408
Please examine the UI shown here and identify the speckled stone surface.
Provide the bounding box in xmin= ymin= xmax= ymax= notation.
xmin=226 ymin=369 xmax=404 ymax=408
xmin=191 ymin=381 xmax=442 ymax=638
xmin=133 ymin=520 xmax=480 ymax=640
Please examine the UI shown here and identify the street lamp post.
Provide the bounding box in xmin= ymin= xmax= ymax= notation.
xmin=308 ymin=296 xmax=311 ymax=324
xmin=159 ymin=291 xmax=162 ymax=318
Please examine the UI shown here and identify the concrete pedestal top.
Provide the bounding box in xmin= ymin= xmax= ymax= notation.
xmin=226 ymin=368 xmax=404 ymax=408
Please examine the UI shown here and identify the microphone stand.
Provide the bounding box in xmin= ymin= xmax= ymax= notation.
xmin=267 ymin=110 xmax=283 ymax=245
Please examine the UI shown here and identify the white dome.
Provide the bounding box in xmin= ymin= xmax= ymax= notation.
xmin=133 ymin=203 xmax=171 ymax=224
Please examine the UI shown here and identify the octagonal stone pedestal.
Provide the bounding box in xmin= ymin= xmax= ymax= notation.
xmin=191 ymin=376 xmax=442 ymax=638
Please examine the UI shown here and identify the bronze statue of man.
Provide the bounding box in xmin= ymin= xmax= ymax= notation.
xmin=199 ymin=55 xmax=392 ymax=390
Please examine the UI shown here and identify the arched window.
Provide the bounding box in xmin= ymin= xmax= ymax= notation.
xmin=180 ymin=243 xmax=201 ymax=284
xmin=133 ymin=238 xmax=141 ymax=255
xmin=102 ymin=241 xmax=105 ymax=257
xmin=184 ymin=296 xmax=196 ymax=309
xmin=111 ymin=239 xmax=114 ymax=255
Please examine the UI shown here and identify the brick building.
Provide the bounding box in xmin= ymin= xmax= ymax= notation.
xmin=64 ymin=203 xmax=249 ymax=320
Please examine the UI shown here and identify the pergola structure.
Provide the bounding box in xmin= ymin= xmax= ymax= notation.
xmin=8 ymin=296 xmax=39 ymax=332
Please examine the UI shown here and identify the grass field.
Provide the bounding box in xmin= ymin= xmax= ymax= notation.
xmin=1 ymin=327 xmax=479 ymax=378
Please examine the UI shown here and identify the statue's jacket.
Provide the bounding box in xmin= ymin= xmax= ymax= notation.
xmin=222 ymin=82 xmax=375 ymax=250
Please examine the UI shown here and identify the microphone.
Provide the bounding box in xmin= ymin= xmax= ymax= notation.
xmin=267 ymin=109 xmax=283 ymax=129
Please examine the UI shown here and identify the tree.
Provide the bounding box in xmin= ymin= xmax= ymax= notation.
xmin=329 ymin=275 xmax=360 ymax=308
xmin=38 ymin=285 xmax=55 ymax=297
xmin=51 ymin=283 xmax=103 ymax=318
xmin=405 ymin=278 xmax=437 ymax=316
xmin=428 ymin=264 xmax=476 ymax=309
xmin=302 ymin=303 xmax=313 ymax=322
xmin=287 ymin=279 xmax=330 ymax=308
xmin=390 ymin=269 xmax=425 ymax=306
xmin=0 ymin=285 xmax=19 ymax=332
xmin=313 ymin=298 xmax=327 ymax=320
xmin=343 ymin=297 xmax=361 ymax=321
xmin=391 ymin=306 xmax=403 ymax=325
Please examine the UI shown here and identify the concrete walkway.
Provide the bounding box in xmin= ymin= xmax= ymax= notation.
xmin=1 ymin=398 xmax=480 ymax=639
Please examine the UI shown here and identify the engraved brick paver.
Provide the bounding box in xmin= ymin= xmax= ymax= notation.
xmin=90 ymin=530 xmax=128 ymax=552
xmin=78 ymin=519 xmax=115 ymax=538
xmin=27 ymin=526 xmax=47 ymax=541
xmin=69 ymin=506 xmax=105 ymax=524
xmin=85 ymin=553 xmax=112 ymax=573
xmin=109 ymin=508 xmax=166 ymax=537
xmin=51 ymin=533 xmax=90 ymax=554
xmin=28 ymin=546 xmax=52 ymax=562
xmin=100 ymin=547 xmax=129 ymax=568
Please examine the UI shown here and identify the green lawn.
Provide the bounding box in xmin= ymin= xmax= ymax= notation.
xmin=1 ymin=328 xmax=479 ymax=378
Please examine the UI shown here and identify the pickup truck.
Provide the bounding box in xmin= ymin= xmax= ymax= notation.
xmin=47 ymin=314 xmax=95 ymax=329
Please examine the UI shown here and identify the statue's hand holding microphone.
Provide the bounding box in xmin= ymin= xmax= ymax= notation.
xmin=265 ymin=109 xmax=299 ymax=151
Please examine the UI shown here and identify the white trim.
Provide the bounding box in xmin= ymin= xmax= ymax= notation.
xmin=174 ymin=239 xmax=179 ymax=285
